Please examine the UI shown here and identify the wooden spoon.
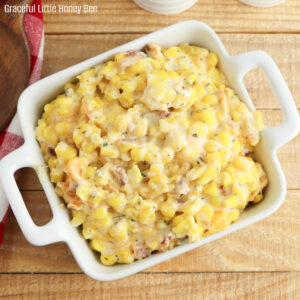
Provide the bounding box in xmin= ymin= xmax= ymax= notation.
xmin=0 ymin=0 xmax=31 ymax=133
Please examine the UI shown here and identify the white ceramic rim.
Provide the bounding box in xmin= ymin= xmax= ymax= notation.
xmin=133 ymin=0 xmax=197 ymax=14
xmin=239 ymin=0 xmax=285 ymax=7
xmin=0 ymin=21 xmax=299 ymax=281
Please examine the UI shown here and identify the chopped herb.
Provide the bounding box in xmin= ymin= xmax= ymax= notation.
xmin=122 ymin=214 xmax=126 ymax=217
xmin=192 ymin=133 xmax=198 ymax=138
xmin=141 ymin=172 xmax=147 ymax=177
xmin=103 ymin=143 xmax=108 ymax=147
xmin=82 ymin=130 xmax=87 ymax=134
xmin=122 ymin=131 xmax=127 ymax=135
xmin=135 ymin=239 xmax=138 ymax=242
xmin=131 ymin=218 xmax=136 ymax=222
xmin=114 ymin=221 xmax=118 ymax=225
xmin=198 ymin=157 xmax=204 ymax=164
xmin=164 ymin=220 xmax=170 ymax=225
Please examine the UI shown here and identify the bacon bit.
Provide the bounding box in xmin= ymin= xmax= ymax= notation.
xmin=126 ymin=51 xmax=137 ymax=57
xmin=119 ymin=88 xmax=123 ymax=94
xmin=145 ymin=43 xmax=162 ymax=59
xmin=48 ymin=147 xmax=56 ymax=156
xmin=133 ymin=245 xmax=151 ymax=260
xmin=112 ymin=166 xmax=128 ymax=186
xmin=175 ymin=176 xmax=189 ymax=195
xmin=244 ymin=150 xmax=251 ymax=157
xmin=159 ymin=111 xmax=171 ymax=119
xmin=68 ymin=197 xmax=83 ymax=209
xmin=217 ymin=90 xmax=226 ymax=100
xmin=159 ymin=233 xmax=173 ymax=252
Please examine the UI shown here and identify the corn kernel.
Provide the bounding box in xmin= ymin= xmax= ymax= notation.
xmin=173 ymin=216 xmax=195 ymax=238
xmin=92 ymin=206 xmax=108 ymax=219
xmin=205 ymin=141 xmax=219 ymax=153
xmin=253 ymin=192 xmax=263 ymax=203
xmin=114 ymin=114 xmax=129 ymax=131
xmin=253 ymin=111 xmax=264 ymax=131
xmin=195 ymin=109 xmax=216 ymax=126
xmin=128 ymin=165 xmax=143 ymax=185
xmin=117 ymin=249 xmax=134 ymax=264
xmin=131 ymin=147 xmax=144 ymax=161
xmin=76 ymin=184 xmax=92 ymax=202
xmin=186 ymin=165 xmax=206 ymax=181
xmin=43 ymin=126 xmax=58 ymax=145
xmin=50 ymin=169 xmax=64 ymax=183
xmin=195 ymin=204 xmax=214 ymax=223
xmin=55 ymin=142 xmax=77 ymax=160
xmin=207 ymin=52 xmax=218 ymax=68
xmin=135 ymin=118 xmax=148 ymax=137
xmin=90 ymin=238 xmax=106 ymax=252
xmin=96 ymin=213 xmax=113 ymax=229
xmin=188 ymin=224 xmax=204 ymax=242
xmin=164 ymin=46 xmax=180 ymax=58
xmin=198 ymin=165 xmax=218 ymax=185
xmin=218 ymin=131 xmax=231 ymax=146
xmin=203 ymin=94 xmax=218 ymax=105
xmin=139 ymin=207 xmax=156 ymax=225
xmin=229 ymin=209 xmax=240 ymax=222
xmin=182 ymin=198 xmax=202 ymax=215
xmin=233 ymin=156 xmax=254 ymax=172
xmin=109 ymin=221 xmax=128 ymax=241
xmin=82 ymin=225 xmax=97 ymax=239
xmin=101 ymin=146 xmax=119 ymax=159
xmin=221 ymin=171 xmax=233 ymax=187
xmin=210 ymin=210 xmax=231 ymax=233
xmin=159 ymin=201 xmax=177 ymax=219
xmin=148 ymin=174 xmax=169 ymax=193
xmin=119 ymin=142 xmax=133 ymax=153
xmin=161 ymin=147 xmax=174 ymax=163
xmin=146 ymin=240 xmax=159 ymax=251
xmin=223 ymin=195 xmax=238 ymax=208
xmin=70 ymin=210 xmax=86 ymax=227
xmin=172 ymin=214 xmax=184 ymax=226
xmin=203 ymin=181 xmax=219 ymax=197
xmin=107 ymin=193 xmax=127 ymax=213
xmin=55 ymin=122 xmax=70 ymax=136
xmin=101 ymin=254 xmax=117 ymax=266
xmin=209 ymin=197 xmax=221 ymax=208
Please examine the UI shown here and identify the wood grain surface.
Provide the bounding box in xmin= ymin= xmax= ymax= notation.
xmin=0 ymin=273 xmax=300 ymax=300
xmin=42 ymin=0 xmax=300 ymax=34
xmin=1 ymin=0 xmax=300 ymax=298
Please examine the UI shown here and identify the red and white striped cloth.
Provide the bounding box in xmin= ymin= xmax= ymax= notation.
xmin=0 ymin=0 xmax=44 ymax=246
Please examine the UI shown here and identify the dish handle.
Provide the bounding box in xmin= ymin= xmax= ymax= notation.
xmin=231 ymin=50 xmax=300 ymax=149
xmin=0 ymin=143 xmax=61 ymax=246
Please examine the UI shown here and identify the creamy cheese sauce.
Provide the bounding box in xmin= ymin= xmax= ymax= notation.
xmin=35 ymin=43 xmax=268 ymax=265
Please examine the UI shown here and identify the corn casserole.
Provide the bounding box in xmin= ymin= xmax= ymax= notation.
xmin=35 ymin=43 xmax=268 ymax=265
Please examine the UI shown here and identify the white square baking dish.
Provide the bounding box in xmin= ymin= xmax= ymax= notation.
xmin=0 ymin=21 xmax=299 ymax=281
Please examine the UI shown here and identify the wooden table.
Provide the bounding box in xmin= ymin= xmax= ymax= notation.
xmin=1 ymin=1 xmax=300 ymax=298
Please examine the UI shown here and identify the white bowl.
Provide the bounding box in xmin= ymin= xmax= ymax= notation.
xmin=0 ymin=21 xmax=299 ymax=281
xmin=240 ymin=0 xmax=285 ymax=7
xmin=133 ymin=0 xmax=197 ymax=14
